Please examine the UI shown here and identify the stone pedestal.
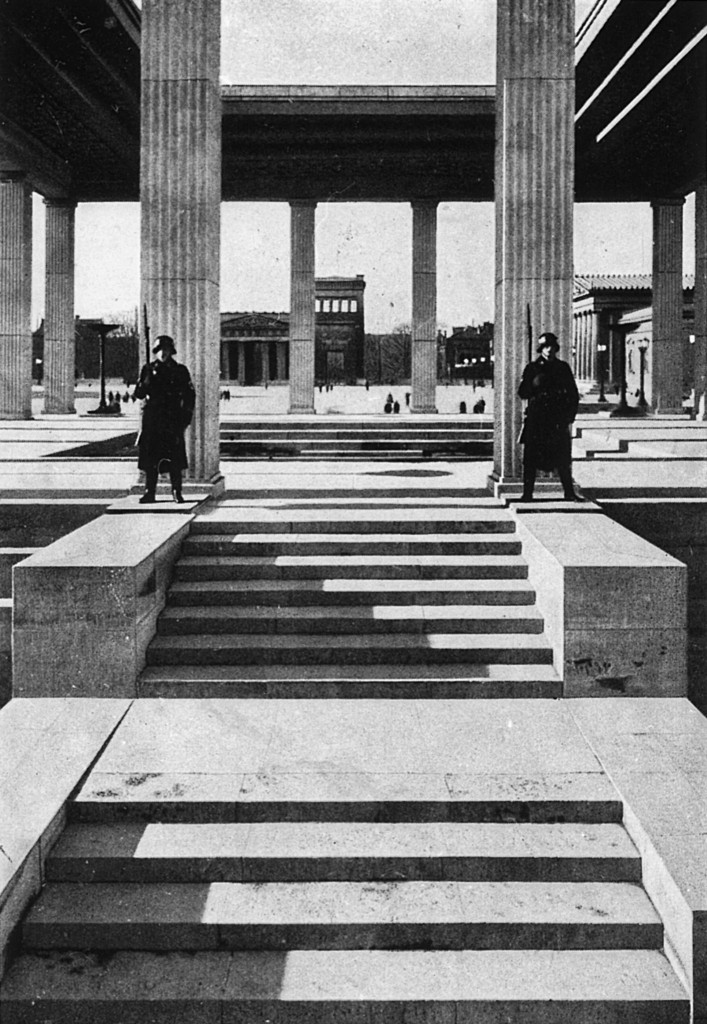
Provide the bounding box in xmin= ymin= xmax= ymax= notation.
xmin=492 ymin=0 xmax=575 ymax=485
xmin=695 ymin=181 xmax=707 ymax=420
xmin=0 ymin=172 xmax=32 ymax=420
xmin=141 ymin=0 xmax=222 ymax=484
xmin=651 ymin=198 xmax=685 ymax=414
xmin=410 ymin=201 xmax=438 ymax=414
xmin=43 ymin=200 xmax=77 ymax=415
xmin=288 ymin=201 xmax=316 ymax=414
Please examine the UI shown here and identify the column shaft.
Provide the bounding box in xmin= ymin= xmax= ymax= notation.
xmin=695 ymin=181 xmax=707 ymax=419
xmin=589 ymin=310 xmax=599 ymax=382
xmin=651 ymin=198 xmax=685 ymax=414
xmin=0 ymin=173 xmax=32 ymax=420
xmin=410 ymin=201 xmax=438 ymax=414
xmin=288 ymin=202 xmax=316 ymax=414
xmin=43 ymin=200 xmax=77 ymax=414
xmin=237 ymin=341 xmax=246 ymax=384
xmin=141 ymin=0 xmax=222 ymax=482
xmin=276 ymin=340 xmax=287 ymax=381
xmin=493 ymin=0 xmax=575 ymax=481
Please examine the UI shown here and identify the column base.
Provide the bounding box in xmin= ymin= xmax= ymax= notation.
xmin=410 ymin=404 xmax=438 ymax=414
xmin=289 ymin=404 xmax=316 ymax=414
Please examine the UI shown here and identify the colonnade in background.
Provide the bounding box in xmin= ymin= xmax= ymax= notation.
xmin=1 ymin=0 xmax=707 ymax=486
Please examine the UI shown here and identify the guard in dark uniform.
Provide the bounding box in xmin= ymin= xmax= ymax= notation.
xmin=134 ymin=335 xmax=195 ymax=503
xmin=517 ymin=332 xmax=580 ymax=501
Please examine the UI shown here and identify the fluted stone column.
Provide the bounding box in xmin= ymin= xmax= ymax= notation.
xmin=651 ymin=198 xmax=685 ymax=414
xmin=410 ymin=201 xmax=438 ymax=414
xmin=141 ymin=0 xmax=222 ymax=484
xmin=43 ymin=199 xmax=77 ymax=414
xmin=288 ymin=201 xmax=316 ymax=414
xmin=260 ymin=342 xmax=269 ymax=383
xmin=0 ymin=172 xmax=33 ymax=420
xmin=237 ymin=341 xmax=246 ymax=384
xmin=276 ymin=340 xmax=287 ymax=381
xmin=694 ymin=181 xmax=707 ymax=420
xmin=589 ymin=310 xmax=599 ymax=383
xmin=492 ymin=0 xmax=575 ymax=484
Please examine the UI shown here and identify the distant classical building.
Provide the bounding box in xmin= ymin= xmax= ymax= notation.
xmin=443 ymin=323 xmax=494 ymax=382
xmin=572 ymin=274 xmax=695 ymax=398
xmin=220 ymin=276 xmax=365 ymax=385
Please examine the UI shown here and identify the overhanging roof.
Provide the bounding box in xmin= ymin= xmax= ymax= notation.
xmin=1 ymin=1 xmax=704 ymax=204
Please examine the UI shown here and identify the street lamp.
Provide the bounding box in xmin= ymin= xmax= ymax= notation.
xmin=87 ymin=322 xmax=121 ymax=416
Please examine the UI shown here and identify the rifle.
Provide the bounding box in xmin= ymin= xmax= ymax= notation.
xmin=526 ymin=303 xmax=533 ymax=363
xmin=142 ymin=303 xmax=151 ymax=365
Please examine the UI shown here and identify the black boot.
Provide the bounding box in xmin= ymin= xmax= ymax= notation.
xmin=139 ymin=466 xmax=158 ymax=504
xmin=170 ymin=467 xmax=184 ymax=504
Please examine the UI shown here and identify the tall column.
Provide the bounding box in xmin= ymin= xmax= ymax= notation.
xmin=572 ymin=313 xmax=579 ymax=375
xmin=493 ymin=0 xmax=575 ymax=483
xmin=260 ymin=341 xmax=269 ymax=383
xmin=410 ymin=201 xmax=438 ymax=413
xmin=288 ymin=201 xmax=316 ymax=414
xmin=589 ymin=309 xmax=599 ymax=382
xmin=0 ymin=172 xmax=33 ymax=420
xmin=276 ymin=340 xmax=287 ymax=381
xmin=43 ymin=199 xmax=77 ymax=414
xmin=651 ymin=197 xmax=685 ymax=414
xmin=141 ymin=0 xmax=222 ymax=484
xmin=237 ymin=341 xmax=246 ymax=384
xmin=695 ymin=181 xmax=707 ymax=420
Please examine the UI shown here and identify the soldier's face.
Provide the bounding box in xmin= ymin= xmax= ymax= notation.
xmin=156 ymin=348 xmax=170 ymax=362
xmin=539 ymin=344 xmax=556 ymax=361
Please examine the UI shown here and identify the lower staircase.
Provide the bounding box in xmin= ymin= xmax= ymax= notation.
xmin=140 ymin=495 xmax=560 ymax=698
xmin=0 ymin=492 xmax=690 ymax=1019
xmin=1 ymin=765 xmax=688 ymax=1020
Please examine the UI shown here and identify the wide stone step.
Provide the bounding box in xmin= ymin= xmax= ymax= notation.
xmin=156 ymin=605 xmax=545 ymax=636
xmin=0 ymin=948 xmax=688 ymax=1023
xmin=221 ymin=429 xmax=492 ymax=439
xmin=175 ymin=555 xmax=529 ymax=582
xmin=145 ymin=632 xmax=555 ymax=666
xmin=46 ymin=822 xmax=640 ymax=883
xmin=71 ymin=768 xmax=622 ymax=823
xmin=191 ymin=508 xmax=516 ymax=535
xmin=182 ymin=533 xmax=522 ymax=557
xmin=167 ymin=578 xmax=537 ymax=607
xmin=138 ymin=662 xmax=562 ymax=699
xmin=23 ymin=880 xmax=662 ymax=951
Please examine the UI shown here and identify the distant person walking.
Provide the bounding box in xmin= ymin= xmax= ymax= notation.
xmin=517 ymin=332 xmax=580 ymax=501
xmin=134 ymin=334 xmax=195 ymax=504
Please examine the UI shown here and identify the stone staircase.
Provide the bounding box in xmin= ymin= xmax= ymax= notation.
xmin=139 ymin=496 xmax=561 ymax=698
xmin=1 ymin=768 xmax=688 ymax=1020
xmin=220 ymin=416 xmax=493 ymax=460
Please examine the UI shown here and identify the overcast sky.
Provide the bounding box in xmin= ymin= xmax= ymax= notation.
xmin=31 ymin=0 xmax=696 ymax=332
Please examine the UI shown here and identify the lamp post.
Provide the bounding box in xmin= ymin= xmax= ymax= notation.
xmin=597 ymin=343 xmax=607 ymax=403
xmin=87 ymin=322 xmax=121 ymax=416
xmin=637 ymin=341 xmax=649 ymax=410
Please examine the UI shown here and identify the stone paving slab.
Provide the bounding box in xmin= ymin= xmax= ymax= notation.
xmin=72 ymin=769 xmax=620 ymax=823
xmin=46 ymin=821 xmax=641 ymax=883
xmin=22 ymin=879 xmax=661 ymax=950
xmin=0 ymin=948 xmax=689 ymax=1023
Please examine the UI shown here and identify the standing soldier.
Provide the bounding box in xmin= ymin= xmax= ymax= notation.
xmin=517 ymin=331 xmax=580 ymax=502
xmin=134 ymin=335 xmax=195 ymax=503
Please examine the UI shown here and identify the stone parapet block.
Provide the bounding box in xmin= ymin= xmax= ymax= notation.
xmin=513 ymin=510 xmax=687 ymax=697
xmin=569 ymin=698 xmax=707 ymax=1022
xmin=12 ymin=514 xmax=193 ymax=698
xmin=0 ymin=698 xmax=130 ymax=977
